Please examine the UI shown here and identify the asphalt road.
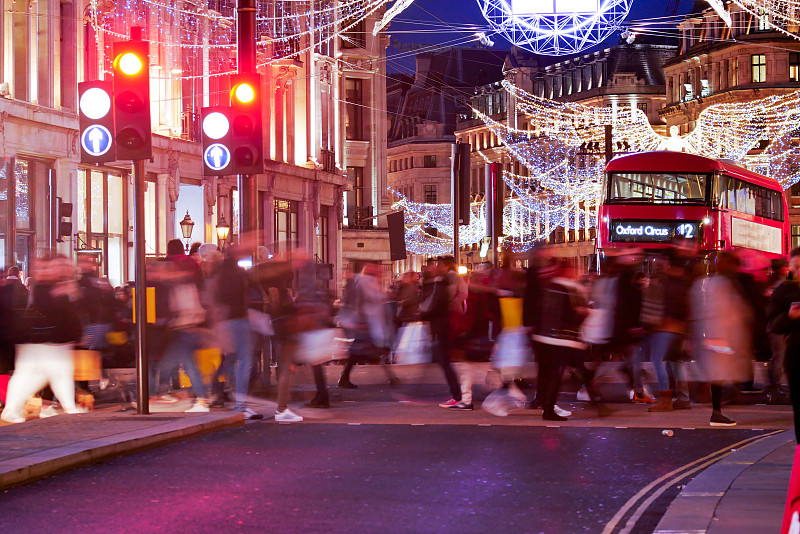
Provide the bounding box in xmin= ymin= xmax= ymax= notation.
xmin=0 ymin=423 xmax=768 ymax=534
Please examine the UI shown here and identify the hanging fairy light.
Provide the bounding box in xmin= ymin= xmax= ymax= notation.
xmin=397 ymin=79 xmax=800 ymax=254
xmin=90 ymin=0 xmax=398 ymax=81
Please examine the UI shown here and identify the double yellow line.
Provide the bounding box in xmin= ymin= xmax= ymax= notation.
xmin=601 ymin=430 xmax=785 ymax=534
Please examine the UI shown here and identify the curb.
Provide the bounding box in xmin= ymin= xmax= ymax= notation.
xmin=653 ymin=429 xmax=794 ymax=534
xmin=0 ymin=412 xmax=244 ymax=491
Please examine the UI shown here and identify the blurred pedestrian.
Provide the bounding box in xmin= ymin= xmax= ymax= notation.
xmin=418 ymin=258 xmax=464 ymax=408
xmin=396 ymin=271 xmax=420 ymax=325
xmin=690 ymin=251 xmax=752 ymax=426
xmin=211 ymin=246 xmax=263 ymax=420
xmin=1 ymin=255 xmax=84 ymax=423
xmin=766 ymin=258 xmax=790 ymax=403
xmin=0 ymin=266 xmax=28 ymax=408
xmin=767 ymin=247 xmax=800 ymax=441
xmin=337 ymin=262 xmax=398 ymax=389
xmin=156 ymin=239 xmax=210 ymax=413
xmin=641 ymin=247 xmax=693 ymax=412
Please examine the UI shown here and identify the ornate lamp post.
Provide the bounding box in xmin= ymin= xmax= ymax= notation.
xmin=179 ymin=211 xmax=194 ymax=252
xmin=216 ymin=214 xmax=231 ymax=249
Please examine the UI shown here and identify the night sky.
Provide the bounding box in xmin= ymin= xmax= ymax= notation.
xmin=386 ymin=0 xmax=698 ymax=74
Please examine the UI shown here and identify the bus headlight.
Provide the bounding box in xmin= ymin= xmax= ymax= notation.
xmin=702 ymin=216 xmax=712 ymax=225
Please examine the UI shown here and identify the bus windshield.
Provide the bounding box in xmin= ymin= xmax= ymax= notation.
xmin=607 ymin=172 xmax=708 ymax=204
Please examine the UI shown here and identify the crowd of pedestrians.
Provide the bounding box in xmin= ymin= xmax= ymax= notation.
xmin=0 ymin=238 xmax=798 ymax=437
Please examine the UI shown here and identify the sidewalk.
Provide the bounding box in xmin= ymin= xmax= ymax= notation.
xmin=654 ymin=430 xmax=794 ymax=534
xmin=0 ymin=409 xmax=243 ymax=491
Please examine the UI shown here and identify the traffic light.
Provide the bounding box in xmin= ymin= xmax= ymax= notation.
xmin=229 ymin=73 xmax=263 ymax=175
xmin=201 ymin=106 xmax=232 ymax=176
xmin=78 ymin=80 xmax=115 ymax=164
xmin=56 ymin=198 xmax=73 ymax=243
xmin=112 ymin=39 xmax=152 ymax=160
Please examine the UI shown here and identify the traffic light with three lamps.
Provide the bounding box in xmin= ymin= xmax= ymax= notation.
xmin=112 ymin=38 xmax=152 ymax=161
xmin=201 ymin=106 xmax=233 ymax=176
xmin=78 ymin=80 xmax=116 ymax=164
xmin=229 ymin=73 xmax=263 ymax=175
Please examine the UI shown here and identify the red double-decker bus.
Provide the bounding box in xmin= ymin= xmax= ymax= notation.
xmin=596 ymin=151 xmax=789 ymax=260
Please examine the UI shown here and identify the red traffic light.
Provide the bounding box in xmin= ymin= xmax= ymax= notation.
xmin=112 ymin=38 xmax=152 ymax=160
xmin=228 ymin=74 xmax=263 ymax=175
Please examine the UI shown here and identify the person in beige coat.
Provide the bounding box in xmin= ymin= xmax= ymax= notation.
xmin=690 ymin=251 xmax=753 ymax=426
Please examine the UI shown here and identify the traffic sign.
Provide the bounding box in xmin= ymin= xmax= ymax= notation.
xmin=204 ymin=144 xmax=231 ymax=172
xmin=81 ymin=125 xmax=113 ymax=157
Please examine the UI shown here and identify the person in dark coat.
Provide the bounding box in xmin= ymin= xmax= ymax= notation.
xmin=0 ymin=266 xmax=28 ymax=406
xmin=419 ymin=258 xmax=463 ymax=408
xmin=767 ymin=247 xmax=800 ymax=442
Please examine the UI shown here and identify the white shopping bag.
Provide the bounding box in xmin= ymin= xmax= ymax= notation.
xmin=393 ymin=322 xmax=432 ymax=365
xmin=490 ymin=327 xmax=531 ymax=369
xmin=296 ymin=328 xmax=346 ymax=365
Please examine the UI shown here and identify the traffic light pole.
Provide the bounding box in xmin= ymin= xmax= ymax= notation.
xmin=133 ymin=159 xmax=149 ymax=414
xmin=237 ymin=0 xmax=259 ymax=246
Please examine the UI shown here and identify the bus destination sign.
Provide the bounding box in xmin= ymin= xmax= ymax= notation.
xmin=610 ymin=220 xmax=701 ymax=243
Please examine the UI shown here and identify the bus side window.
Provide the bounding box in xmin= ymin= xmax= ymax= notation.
xmin=726 ymin=177 xmax=737 ymax=211
xmin=715 ymin=174 xmax=727 ymax=207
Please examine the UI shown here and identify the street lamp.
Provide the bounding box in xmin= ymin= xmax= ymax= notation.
xmin=216 ymin=214 xmax=231 ymax=249
xmin=179 ymin=211 xmax=194 ymax=252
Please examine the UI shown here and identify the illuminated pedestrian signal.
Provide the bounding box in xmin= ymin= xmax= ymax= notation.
xmin=112 ymin=38 xmax=152 ymax=160
xmin=201 ymin=106 xmax=233 ymax=176
xmin=78 ymin=80 xmax=116 ymax=164
xmin=229 ymin=73 xmax=263 ymax=175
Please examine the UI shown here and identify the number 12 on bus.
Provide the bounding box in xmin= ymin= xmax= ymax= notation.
xmin=597 ymin=151 xmax=789 ymax=260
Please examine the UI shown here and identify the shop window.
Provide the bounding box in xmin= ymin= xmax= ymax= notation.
xmin=77 ymin=168 xmax=127 ymax=287
xmin=791 ymin=53 xmax=800 ymax=82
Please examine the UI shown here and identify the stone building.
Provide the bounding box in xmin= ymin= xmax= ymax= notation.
xmin=386 ymin=47 xmax=507 ymax=273
xmin=657 ymin=1 xmax=800 ymax=247
xmin=0 ymin=0 xmax=388 ymax=293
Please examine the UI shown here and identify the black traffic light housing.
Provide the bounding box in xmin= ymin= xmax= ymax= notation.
xmin=201 ymin=106 xmax=233 ymax=176
xmin=57 ymin=198 xmax=73 ymax=243
xmin=229 ymin=73 xmax=263 ymax=175
xmin=78 ymin=80 xmax=116 ymax=164
xmin=112 ymin=37 xmax=152 ymax=161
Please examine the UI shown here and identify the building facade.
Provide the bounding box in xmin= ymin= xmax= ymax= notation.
xmin=386 ymin=47 xmax=507 ymax=272
xmin=658 ymin=1 xmax=800 ymax=247
xmin=0 ymin=0 xmax=388 ymax=293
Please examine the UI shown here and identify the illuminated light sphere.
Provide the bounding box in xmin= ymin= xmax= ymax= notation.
xmin=202 ymin=112 xmax=230 ymax=140
xmin=118 ymin=52 xmax=144 ymax=75
xmin=79 ymin=87 xmax=111 ymax=120
xmin=234 ymin=83 xmax=255 ymax=104
xmin=476 ymin=0 xmax=633 ymax=56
